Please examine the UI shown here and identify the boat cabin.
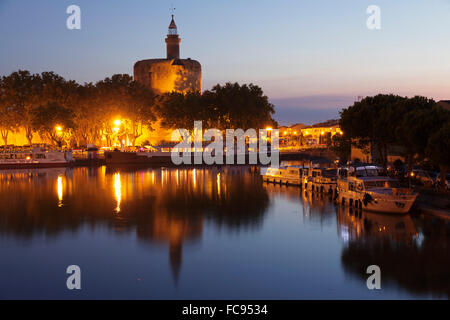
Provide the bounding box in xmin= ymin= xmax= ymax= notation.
xmin=338 ymin=164 xmax=385 ymax=179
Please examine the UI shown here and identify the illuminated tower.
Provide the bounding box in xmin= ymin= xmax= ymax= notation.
xmin=166 ymin=15 xmax=181 ymax=59
xmin=134 ymin=15 xmax=202 ymax=94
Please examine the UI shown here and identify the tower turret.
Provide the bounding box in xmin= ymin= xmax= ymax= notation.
xmin=165 ymin=15 xmax=181 ymax=59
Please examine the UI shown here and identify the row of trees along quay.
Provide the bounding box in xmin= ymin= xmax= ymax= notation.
xmin=0 ymin=70 xmax=277 ymax=149
xmin=331 ymin=94 xmax=450 ymax=191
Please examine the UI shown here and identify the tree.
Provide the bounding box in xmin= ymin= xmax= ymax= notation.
xmin=1 ymin=70 xmax=80 ymax=146
xmin=32 ymin=103 xmax=75 ymax=148
xmin=329 ymin=133 xmax=351 ymax=164
xmin=122 ymin=80 xmax=156 ymax=146
xmin=96 ymin=75 xmax=130 ymax=147
xmin=395 ymin=96 xmax=438 ymax=172
xmin=1 ymin=71 xmax=278 ymax=149
xmin=71 ymin=83 xmax=102 ymax=147
xmin=0 ymin=77 xmax=20 ymax=146
xmin=39 ymin=72 xmax=78 ymax=107
xmin=1 ymin=70 xmax=41 ymax=145
xmin=157 ymin=91 xmax=209 ymax=136
xmin=157 ymin=82 xmax=277 ymax=135
xmin=340 ymin=94 xmax=450 ymax=187
xmin=208 ymin=82 xmax=276 ymax=130
xmin=95 ymin=74 xmax=156 ymax=147
xmin=340 ymin=94 xmax=407 ymax=167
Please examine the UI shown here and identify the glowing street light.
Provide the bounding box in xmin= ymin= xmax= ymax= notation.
xmin=113 ymin=119 xmax=122 ymax=134
xmin=266 ymin=127 xmax=273 ymax=132
xmin=55 ymin=126 xmax=62 ymax=132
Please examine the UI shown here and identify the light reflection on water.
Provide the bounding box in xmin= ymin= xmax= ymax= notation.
xmin=57 ymin=175 xmax=63 ymax=208
xmin=114 ymin=173 xmax=121 ymax=214
xmin=0 ymin=167 xmax=449 ymax=299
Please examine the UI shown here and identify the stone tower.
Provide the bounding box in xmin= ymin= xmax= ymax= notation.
xmin=134 ymin=15 xmax=202 ymax=95
xmin=166 ymin=15 xmax=180 ymax=59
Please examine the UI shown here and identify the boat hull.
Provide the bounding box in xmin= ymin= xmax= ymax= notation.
xmin=338 ymin=191 xmax=417 ymax=214
xmin=0 ymin=162 xmax=70 ymax=170
xmin=262 ymin=174 xmax=302 ymax=185
xmin=363 ymin=196 xmax=417 ymax=214
xmin=105 ymin=151 xmax=172 ymax=166
xmin=307 ymin=181 xmax=337 ymax=194
xmin=106 ymin=151 xmax=275 ymax=167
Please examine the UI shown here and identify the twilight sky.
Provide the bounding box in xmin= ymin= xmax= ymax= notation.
xmin=1 ymin=0 xmax=450 ymax=125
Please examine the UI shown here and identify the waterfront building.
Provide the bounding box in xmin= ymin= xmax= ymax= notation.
xmin=300 ymin=125 xmax=342 ymax=146
xmin=280 ymin=121 xmax=342 ymax=147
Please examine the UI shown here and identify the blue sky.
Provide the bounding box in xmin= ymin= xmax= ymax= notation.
xmin=1 ymin=0 xmax=450 ymax=125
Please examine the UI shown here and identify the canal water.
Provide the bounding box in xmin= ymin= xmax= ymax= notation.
xmin=0 ymin=167 xmax=449 ymax=299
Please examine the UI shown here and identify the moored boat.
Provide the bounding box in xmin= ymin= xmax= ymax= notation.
xmin=261 ymin=166 xmax=302 ymax=185
xmin=337 ymin=164 xmax=417 ymax=214
xmin=0 ymin=147 xmax=72 ymax=169
xmin=104 ymin=150 xmax=173 ymax=166
xmin=307 ymin=168 xmax=338 ymax=194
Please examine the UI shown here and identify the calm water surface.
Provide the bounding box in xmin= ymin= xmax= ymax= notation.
xmin=0 ymin=167 xmax=449 ymax=299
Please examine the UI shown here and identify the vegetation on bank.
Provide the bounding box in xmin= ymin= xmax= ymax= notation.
xmin=334 ymin=94 xmax=450 ymax=190
xmin=0 ymin=70 xmax=276 ymax=148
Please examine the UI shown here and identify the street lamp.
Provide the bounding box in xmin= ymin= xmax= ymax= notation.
xmin=113 ymin=119 xmax=122 ymax=133
xmin=54 ymin=126 xmax=64 ymax=149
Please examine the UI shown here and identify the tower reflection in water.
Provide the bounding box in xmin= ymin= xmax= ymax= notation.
xmin=0 ymin=166 xmax=269 ymax=283
xmin=1 ymin=167 xmax=449 ymax=297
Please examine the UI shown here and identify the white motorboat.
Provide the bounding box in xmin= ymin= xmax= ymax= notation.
xmin=261 ymin=166 xmax=302 ymax=186
xmin=337 ymin=164 xmax=417 ymax=214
